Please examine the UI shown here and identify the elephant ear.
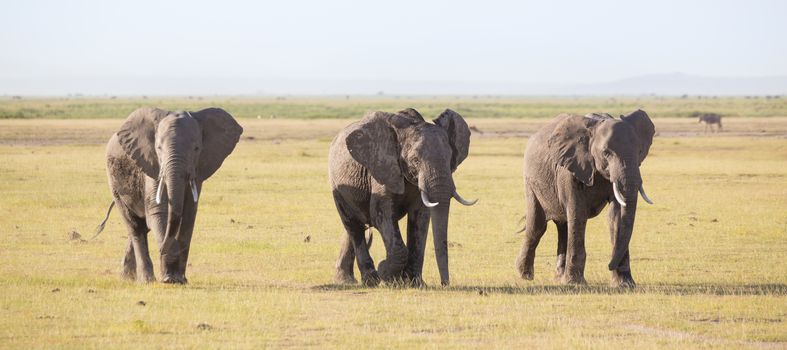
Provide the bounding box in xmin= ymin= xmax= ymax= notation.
xmin=192 ymin=108 xmax=244 ymax=181
xmin=433 ymin=109 xmax=471 ymax=171
xmin=620 ymin=109 xmax=655 ymax=164
xmin=345 ymin=112 xmax=409 ymax=194
xmin=547 ymin=114 xmax=596 ymax=186
xmin=116 ymin=107 xmax=170 ymax=178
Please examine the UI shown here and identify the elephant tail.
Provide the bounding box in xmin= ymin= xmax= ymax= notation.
xmin=90 ymin=201 xmax=115 ymax=240
xmin=515 ymin=215 xmax=526 ymax=234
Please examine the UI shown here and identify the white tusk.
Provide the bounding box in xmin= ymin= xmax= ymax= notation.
xmin=639 ymin=184 xmax=653 ymax=205
xmin=421 ymin=191 xmax=439 ymax=207
xmin=190 ymin=179 xmax=199 ymax=203
xmin=612 ymin=182 xmax=627 ymax=207
xmin=155 ymin=177 xmax=164 ymax=204
xmin=453 ymin=190 xmax=478 ymax=206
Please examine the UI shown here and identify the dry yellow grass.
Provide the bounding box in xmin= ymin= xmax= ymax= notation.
xmin=0 ymin=116 xmax=785 ymax=348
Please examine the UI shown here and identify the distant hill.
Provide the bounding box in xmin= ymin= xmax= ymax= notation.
xmin=1 ymin=73 xmax=785 ymax=96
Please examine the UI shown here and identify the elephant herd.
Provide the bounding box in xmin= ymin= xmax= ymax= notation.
xmin=97 ymin=106 xmax=655 ymax=288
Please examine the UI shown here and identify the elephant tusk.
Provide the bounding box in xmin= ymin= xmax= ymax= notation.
xmin=155 ymin=177 xmax=165 ymax=204
xmin=190 ymin=179 xmax=199 ymax=203
xmin=453 ymin=190 xmax=478 ymax=206
xmin=639 ymin=184 xmax=653 ymax=205
xmin=421 ymin=191 xmax=439 ymax=208
xmin=612 ymin=182 xmax=627 ymax=207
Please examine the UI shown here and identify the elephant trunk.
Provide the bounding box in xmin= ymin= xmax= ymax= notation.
xmin=430 ymin=202 xmax=451 ymax=286
xmin=159 ymin=160 xmax=187 ymax=261
xmin=419 ymin=174 xmax=454 ymax=286
xmin=609 ymin=199 xmax=637 ymax=271
xmin=609 ymin=162 xmax=641 ymax=271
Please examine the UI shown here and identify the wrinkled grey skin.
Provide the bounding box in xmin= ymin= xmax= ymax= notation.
xmin=103 ymin=107 xmax=242 ymax=283
xmin=329 ymin=108 xmax=471 ymax=287
xmin=515 ymin=110 xmax=655 ymax=287
xmin=698 ymin=113 xmax=722 ymax=133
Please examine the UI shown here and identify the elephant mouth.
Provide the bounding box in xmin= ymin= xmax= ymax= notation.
xmin=612 ymin=181 xmax=653 ymax=207
xmin=155 ymin=173 xmax=200 ymax=205
xmin=419 ymin=182 xmax=477 ymax=207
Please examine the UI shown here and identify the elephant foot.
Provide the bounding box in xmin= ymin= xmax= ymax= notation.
xmin=559 ymin=273 xmax=587 ymax=285
xmin=137 ymin=275 xmax=156 ymax=284
xmin=400 ymin=272 xmax=426 ymax=288
xmin=160 ymin=274 xmax=187 ymax=284
xmin=398 ymin=268 xmax=426 ymax=288
xmin=361 ymin=271 xmax=380 ymax=287
xmin=554 ymin=254 xmax=566 ymax=278
xmin=377 ymin=259 xmax=405 ymax=283
xmin=408 ymin=276 xmax=426 ymax=288
xmin=515 ymin=254 xmax=534 ymax=280
xmin=135 ymin=268 xmax=156 ymax=283
xmin=610 ymin=270 xmax=636 ymax=288
xmin=334 ymin=270 xmax=357 ymax=285
xmin=120 ymin=268 xmax=136 ymax=281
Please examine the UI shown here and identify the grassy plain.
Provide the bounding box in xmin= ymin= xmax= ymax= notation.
xmin=0 ymin=97 xmax=786 ymax=348
xmin=1 ymin=95 xmax=785 ymax=119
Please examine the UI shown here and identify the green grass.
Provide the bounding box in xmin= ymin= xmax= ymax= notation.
xmin=0 ymin=109 xmax=785 ymax=348
xmin=1 ymin=95 xmax=785 ymax=120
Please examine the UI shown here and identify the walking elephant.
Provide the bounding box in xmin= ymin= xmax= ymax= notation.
xmin=515 ymin=110 xmax=655 ymax=287
xmin=329 ymin=108 xmax=476 ymax=287
xmin=96 ymin=107 xmax=242 ymax=283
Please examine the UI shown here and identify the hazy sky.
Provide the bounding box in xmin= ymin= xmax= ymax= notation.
xmin=1 ymin=0 xmax=786 ymax=93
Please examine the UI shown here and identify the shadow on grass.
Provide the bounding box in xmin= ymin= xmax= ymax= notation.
xmin=312 ymin=283 xmax=787 ymax=296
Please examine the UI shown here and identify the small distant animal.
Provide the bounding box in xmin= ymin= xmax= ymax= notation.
xmin=698 ymin=113 xmax=722 ymax=133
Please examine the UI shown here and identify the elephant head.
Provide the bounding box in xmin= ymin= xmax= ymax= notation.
xmin=116 ymin=107 xmax=242 ymax=265
xmin=344 ymin=108 xmax=475 ymax=286
xmin=548 ymin=110 xmax=655 ymax=272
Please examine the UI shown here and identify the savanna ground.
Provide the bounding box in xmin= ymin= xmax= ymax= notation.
xmin=0 ymin=96 xmax=785 ymax=348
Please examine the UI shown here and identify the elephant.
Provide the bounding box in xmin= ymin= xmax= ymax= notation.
xmin=515 ymin=110 xmax=655 ymax=287
xmin=96 ymin=107 xmax=242 ymax=283
xmin=698 ymin=113 xmax=722 ymax=133
xmin=329 ymin=108 xmax=476 ymax=287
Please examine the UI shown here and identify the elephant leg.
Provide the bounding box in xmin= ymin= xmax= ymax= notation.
xmin=404 ymin=208 xmax=430 ymax=287
xmin=332 ymin=191 xmax=377 ymax=286
xmin=334 ymin=230 xmax=357 ymax=284
xmin=120 ymin=237 xmax=137 ymax=280
xmin=608 ymin=201 xmax=635 ymax=287
xmin=118 ymin=204 xmax=154 ymax=283
xmin=348 ymin=222 xmax=379 ymax=286
xmin=562 ymin=217 xmax=588 ymax=285
xmin=172 ymin=198 xmax=199 ymax=284
xmin=372 ymin=198 xmax=408 ymax=283
xmin=515 ymin=190 xmax=547 ymax=280
xmin=375 ymin=218 xmax=408 ymax=283
xmin=554 ymin=220 xmax=568 ymax=280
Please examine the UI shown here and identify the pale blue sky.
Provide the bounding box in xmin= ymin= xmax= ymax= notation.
xmin=1 ymin=0 xmax=785 ymax=94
